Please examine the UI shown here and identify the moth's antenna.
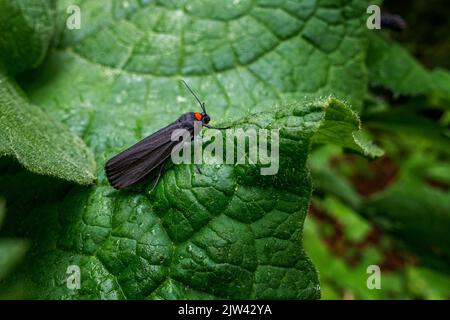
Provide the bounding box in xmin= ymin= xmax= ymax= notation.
xmin=181 ymin=80 xmax=206 ymax=113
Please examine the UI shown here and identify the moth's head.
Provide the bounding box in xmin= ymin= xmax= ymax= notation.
xmin=194 ymin=111 xmax=210 ymax=124
xmin=202 ymin=112 xmax=210 ymax=124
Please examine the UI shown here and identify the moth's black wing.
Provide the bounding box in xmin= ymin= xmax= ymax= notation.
xmin=105 ymin=114 xmax=195 ymax=189
xmin=106 ymin=139 xmax=178 ymax=189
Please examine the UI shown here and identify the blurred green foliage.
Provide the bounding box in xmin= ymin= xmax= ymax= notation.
xmin=304 ymin=0 xmax=450 ymax=299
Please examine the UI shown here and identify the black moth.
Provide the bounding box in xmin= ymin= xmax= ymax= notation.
xmin=105 ymin=80 xmax=223 ymax=190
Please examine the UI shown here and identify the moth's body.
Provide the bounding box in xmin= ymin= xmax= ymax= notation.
xmin=105 ymin=111 xmax=211 ymax=189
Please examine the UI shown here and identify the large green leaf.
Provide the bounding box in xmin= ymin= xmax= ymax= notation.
xmin=41 ymin=0 xmax=371 ymax=112
xmin=0 ymin=0 xmax=380 ymax=299
xmin=0 ymin=0 xmax=96 ymax=185
xmin=0 ymin=97 xmax=377 ymax=299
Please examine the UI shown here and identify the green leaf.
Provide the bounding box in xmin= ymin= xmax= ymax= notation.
xmin=45 ymin=0 xmax=372 ymax=111
xmin=0 ymin=200 xmax=27 ymax=281
xmin=0 ymin=69 xmax=97 ymax=185
xmin=310 ymin=99 xmax=383 ymax=157
xmin=0 ymin=0 xmax=96 ymax=185
xmin=304 ymin=196 xmax=450 ymax=299
xmin=308 ymin=145 xmax=362 ymax=209
xmin=0 ymin=0 xmax=381 ymax=299
xmin=363 ymin=177 xmax=450 ymax=273
xmin=363 ymin=106 xmax=450 ymax=149
xmin=367 ymin=32 xmax=450 ymax=104
xmin=429 ymin=69 xmax=450 ymax=103
xmin=304 ymin=204 xmax=400 ymax=300
xmin=0 ymin=96 xmax=378 ymax=299
xmin=0 ymin=0 xmax=57 ymax=75
xmin=405 ymin=266 xmax=450 ymax=299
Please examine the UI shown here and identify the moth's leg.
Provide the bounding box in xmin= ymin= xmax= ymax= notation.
xmin=149 ymin=162 xmax=166 ymax=194
xmin=204 ymin=124 xmax=230 ymax=130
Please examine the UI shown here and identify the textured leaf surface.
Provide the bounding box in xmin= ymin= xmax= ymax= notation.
xmin=1 ymin=0 xmax=379 ymax=299
xmin=0 ymin=0 xmax=96 ymax=185
xmin=0 ymin=70 xmax=97 ymax=185
xmin=0 ymin=97 xmax=375 ymax=299
xmin=0 ymin=0 xmax=56 ymax=75
xmin=48 ymin=0 xmax=371 ymax=111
